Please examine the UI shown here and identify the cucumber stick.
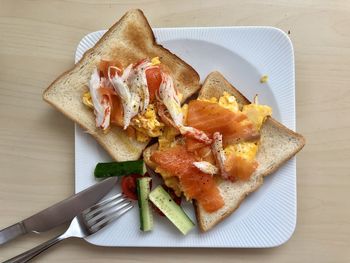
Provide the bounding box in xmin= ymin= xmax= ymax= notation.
xmin=149 ymin=186 xmax=195 ymax=235
xmin=94 ymin=160 xmax=144 ymax=178
xmin=136 ymin=177 xmax=153 ymax=231
xmin=142 ymin=163 xmax=148 ymax=176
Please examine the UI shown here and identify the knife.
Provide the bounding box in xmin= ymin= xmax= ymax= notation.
xmin=0 ymin=177 xmax=118 ymax=246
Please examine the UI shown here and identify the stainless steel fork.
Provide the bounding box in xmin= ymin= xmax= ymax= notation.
xmin=4 ymin=193 xmax=133 ymax=263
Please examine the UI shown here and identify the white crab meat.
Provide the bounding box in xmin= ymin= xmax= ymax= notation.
xmin=212 ymin=132 xmax=229 ymax=179
xmin=109 ymin=64 xmax=140 ymax=129
xmin=129 ymin=59 xmax=154 ymax=112
xmin=88 ymin=68 xmax=111 ymax=130
xmin=179 ymin=126 xmax=212 ymax=144
xmin=158 ymin=74 xmax=211 ymax=144
xmin=158 ymin=74 xmax=183 ymax=127
xmin=109 ymin=60 xmax=157 ymax=129
xmin=193 ymin=161 xmax=219 ymax=175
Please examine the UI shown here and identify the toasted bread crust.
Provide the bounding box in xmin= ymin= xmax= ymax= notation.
xmin=43 ymin=9 xmax=200 ymax=161
xmin=259 ymin=118 xmax=306 ymax=177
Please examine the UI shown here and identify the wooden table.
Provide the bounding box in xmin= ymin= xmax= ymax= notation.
xmin=1 ymin=1 xmax=349 ymax=262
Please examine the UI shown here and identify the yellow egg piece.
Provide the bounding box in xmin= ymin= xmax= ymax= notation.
xmin=200 ymin=92 xmax=239 ymax=113
xmin=158 ymin=126 xmax=180 ymax=150
xmin=155 ymin=167 xmax=183 ymax=196
xmin=151 ymin=56 xmax=161 ymax=66
xmin=82 ymin=91 xmax=94 ymax=109
xmin=260 ymin=75 xmax=269 ymax=83
xmin=135 ymin=130 xmax=150 ymax=142
xmin=218 ymin=92 xmax=239 ymax=112
xmin=242 ymin=103 xmax=272 ymax=130
xmin=225 ymin=142 xmax=258 ymax=161
xmin=164 ymin=177 xmax=182 ymax=197
xmin=131 ymin=104 xmax=164 ymax=142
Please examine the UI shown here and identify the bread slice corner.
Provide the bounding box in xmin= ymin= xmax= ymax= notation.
xmin=43 ymin=9 xmax=200 ymax=161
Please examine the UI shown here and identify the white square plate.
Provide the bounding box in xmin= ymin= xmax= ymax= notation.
xmin=75 ymin=27 xmax=296 ymax=248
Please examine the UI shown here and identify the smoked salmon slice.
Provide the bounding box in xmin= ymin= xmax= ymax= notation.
xmin=194 ymin=146 xmax=216 ymax=164
xmin=187 ymin=100 xmax=259 ymax=144
xmin=151 ymin=145 xmax=224 ymax=213
xmin=186 ymin=137 xmax=206 ymax=151
xmin=99 ymin=87 xmax=124 ymax=127
xmin=186 ymin=138 xmax=216 ymax=164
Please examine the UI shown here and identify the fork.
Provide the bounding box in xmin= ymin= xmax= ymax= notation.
xmin=4 ymin=193 xmax=133 ymax=263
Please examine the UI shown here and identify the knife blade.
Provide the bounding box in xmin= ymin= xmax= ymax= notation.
xmin=0 ymin=177 xmax=118 ymax=245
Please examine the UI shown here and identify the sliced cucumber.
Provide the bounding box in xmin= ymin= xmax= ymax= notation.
xmin=149 ymin=185 xmax=195 ymax=235
xmin=137 ymin=177 xmax=153 ymax=231
xmin=94 ymin=160 xmax=144 ymax=178
xmin=142 ymin=162 xmax=147 ymax=175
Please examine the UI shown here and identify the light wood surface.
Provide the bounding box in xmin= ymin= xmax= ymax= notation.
xmin=0 ymin=0 xmax=349 ymax=262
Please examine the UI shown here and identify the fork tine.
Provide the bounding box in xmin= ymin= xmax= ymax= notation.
xmin=86 ymin=200 xmax=131 ymax=225
xmin=83 ymin=195 xmax=127 ymax=221
xmin=80 ymin=192 xmax=133 ymax=235
xmin=83 ymin=193 xmax=123 ymax=214
xmin=88 ymin=205 xmax=133 ymax=234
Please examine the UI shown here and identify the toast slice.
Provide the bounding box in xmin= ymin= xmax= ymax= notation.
xmin=43 ymin=9 xmax=200 ymax=161
xmin=143 ymin=71 xmax=305 ymax=232
xmin=195 ymin=71 xmax=305 ymax=231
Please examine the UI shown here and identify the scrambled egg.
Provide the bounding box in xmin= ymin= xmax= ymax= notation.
xmin=158 ymin=103 xmax=188 ymax=150
xmin=135 ymin=130 xmax=150 ymax=142
xmin=260 ymin=75 xmax=269 ymax=83
xmin=218 ymin=92 xmax=239 ymax=112
xmin=132 ymin=104 xmax=164 ymax=142
xmin=224 ymin=142 xmax=258 ymax=162
xmin=82 ymin=91 xmax=94 ymax=109
xmin=151 ymin=56 xmax=161 ymax=66
xmin=158 ymin=126 xmax=179 ymax=150
xmin=200 ymin=92 xmax=239 ymax=112
xmin=242 ymin=103 xmax=272 ymax=130
xmin=155 ymin=167 xmax=182 ymax=197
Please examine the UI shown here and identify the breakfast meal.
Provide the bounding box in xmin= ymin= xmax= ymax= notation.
xmin=43 ymin=9 xmax=305 ymax=234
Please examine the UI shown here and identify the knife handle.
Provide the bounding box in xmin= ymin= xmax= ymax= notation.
xmin=0 ymin=223 xmax=26 ymax=246
xmin=3 ymin=234 xmax=64 ymax=263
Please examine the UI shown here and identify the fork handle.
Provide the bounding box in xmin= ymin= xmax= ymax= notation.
xmin=3 ymin=234 xmax=66 ymax=263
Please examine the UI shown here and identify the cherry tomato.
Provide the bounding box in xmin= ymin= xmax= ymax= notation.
xmin=152 ymin=184 xmax=182 ymax=216
xmin=121 ymin=174 xmax=140 ymax=200
xmin=146 ymin=67 xmax=162 ymax=101
xmin=121 ymin=173 xmax=152 ymax=200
